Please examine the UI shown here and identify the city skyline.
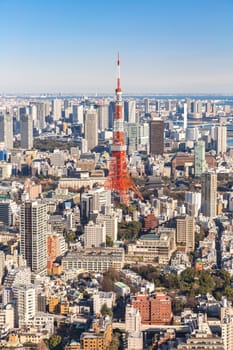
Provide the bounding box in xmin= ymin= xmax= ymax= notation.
xmin=1 ymin=0 xmax=233 ymax=93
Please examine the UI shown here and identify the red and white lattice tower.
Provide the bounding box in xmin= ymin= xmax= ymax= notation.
xmin=104 ymin=54 xmax=143 ymax=205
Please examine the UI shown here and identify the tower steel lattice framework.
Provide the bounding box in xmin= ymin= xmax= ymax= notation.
xmin=104 ymin=55 xmax=143 ymax=205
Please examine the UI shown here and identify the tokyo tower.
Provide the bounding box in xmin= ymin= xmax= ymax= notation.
xmin=104 ymin=54 xmax=143 ymax=205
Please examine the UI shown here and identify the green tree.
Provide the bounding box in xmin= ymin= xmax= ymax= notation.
xmin=180 ymin=268 xmax=196 ymax=291
xmin=197 ymin=270 xmax=214 ymax=294
xmin=47 ymin=335 xmax=62 ymax=350
xmin=106 ymin=235 xmax=114 ymax=247
xmin=100 ymin=303 xmax=113 ymax=318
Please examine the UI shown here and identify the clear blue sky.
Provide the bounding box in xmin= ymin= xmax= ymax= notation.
xmin=1 ymin=0 xmax=233 ymax=93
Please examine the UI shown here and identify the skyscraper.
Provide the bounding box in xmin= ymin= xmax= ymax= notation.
xmin=125 ymin=123 xmax=139 ymax=155
xmin=36 ymin=102 xmax=47 ymax=129
xmin=0 ymin=111 xmax=13 ymax=149
xmin=52 ymin=98 xmax=62 ymax=121
xmin=217 ymin=125 xmax=227 ymax=154
xmin=84 ymin=108 xmax=98 ymax=151
xmin=183 ymin=102 xmax=187 ymax=131
xmin=144 ymin=98 xmax=150 ymax=114
xmin=20 ymin=201 xmax=47 ymax=276
xmin=149 ymin=119 xmax=164 ymax=155
xmin=98 ymin=104 xmax=109 ymax=131
xmin=124 ymin=100 xmax=136 ymax=123
xmin=20 ymin=114 xmax=33 ymax=149
xmin=194 ymin=140 xmax=205 ymax=177
xmin=201 ymin=172 xmax=217 ymax=218
xmin=72 ymin=104 xmax=84 ymax=124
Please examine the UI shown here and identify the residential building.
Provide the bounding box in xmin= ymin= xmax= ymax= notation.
xmin=84 ymin=221 xmax=106 ymax=248
xmin=20 ymin=201 xmax=47 ymax=276
xmin=0 ymin=200 xmax=18 ymax=226
xmin=125 ymin=304 xmax=143 ymax=350
xmin=132 ymin=293 xmax=172 ymax=325
xmin=176 ymin=215 xmax=195 ymax=252
xmin=14 ymin=285 xmax=36 ymax=327
xmin=201 ymin=172 xmax=217 ymax=218
xmin=0 ymin=111 xmax=13 ymax=149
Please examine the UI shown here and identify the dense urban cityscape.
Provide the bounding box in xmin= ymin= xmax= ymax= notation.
xmin=0 ymin=55 xmax=233 ymax=349
xmin=1 ymin=0 xmax=233 ymax=349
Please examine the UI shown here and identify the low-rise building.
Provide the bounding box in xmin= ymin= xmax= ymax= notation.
xmin=62 ymin=248 xmax=124 ymax=273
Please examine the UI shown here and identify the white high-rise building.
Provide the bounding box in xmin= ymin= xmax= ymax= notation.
xmin=124 ymin=100 xmax=136 ymax=123
xmin=98 ymin=105 xmax=109 ymax=131
xmin=217 ymin=125 xmax=227 ymax=154
xmin=20 ymin=201 xmax=47 ymax=276
xmin=125 ymin=305 xmax=143 ymax=350
xmin=73 ymin=104 xmax=84 ymax=124
xmin=14 ymin=285 xmax=36 ymax=327
xmin=0 ymin=304 xmax=14 ymax=329
xmin=84 ymin=108 xmax=98 ymax=151
xmin=221 ymin=316 xmax=233 ymax=350
xmin=52 ymin=99 xmax=62 ymax=121
xmin=185 ymin=191 xmax=201 ymax=217
xmin=0 ymin=111 xmax=13 ymax=149
xmin=84 ymin=221 xmax=106 ymax=248
xmin=125 ymin=305 xmax=141 ymax=333
xmin=144 ymin=98 xmax=150 ymax=114
xmin=20 ymin=114 xmax=33 ymax=149
xmin=96 ymin=214 xmax=118 ymax=242
xmin=183 ymin=102 xmax=187 ymax=130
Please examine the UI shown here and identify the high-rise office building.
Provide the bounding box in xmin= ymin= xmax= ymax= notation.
xmin=183 ymin=103 xmax=187 ymax=130
xmin=201 ymin=172 xmax=217 ymax=218
xmin=194 ymin=140 xmax=205 ymax=177
xmin=72 ymin=104 xmax=84 ymax=124
xmin=124 ymin=100 xmax=136 ymax=123
xmin=149 ymin=119 xmax=164 ymax=155
xmin=126 ymin=123 xmax=139 ymax=155
xmin=36 ymin=102 xmax=47 ymax=129
xmin=52 ymin=99 xmax=62 ymax=121
xmin=216 ymin=125 xmax=227 ymax=154
xmin=144 ymin=98 xmax=150 ymax=114
xmin=185 ymin=191 xmax=201 ymax=217
xmin=0 ymin=111 xmax=13 ymax=149
xmin=98 ymin=105 xmax=109 ymax=131
xmin=20 ymin=114 xmax=33 ymax=149
xmin=84 ymin=109 xmax=98 ymax=151
xmin=20 ymin=201 xmax=47 ymax=276
xmin=176 ymin=215 xmax=195 ymax=252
